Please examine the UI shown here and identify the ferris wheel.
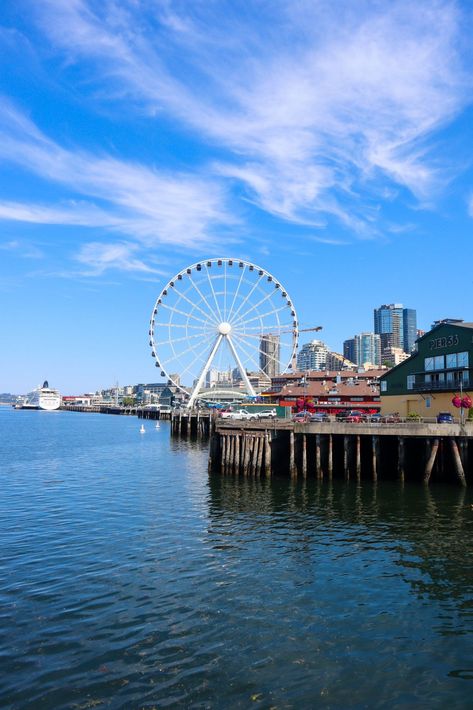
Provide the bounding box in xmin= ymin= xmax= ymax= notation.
xmin=149 ymin=258 xmax=299 ymax=408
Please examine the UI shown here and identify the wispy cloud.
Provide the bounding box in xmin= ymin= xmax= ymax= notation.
xmin=74 ymin=241 xmax=163 ymax=276
xmin=30 ymin=0 xmax=472 ymax=230
xmin=0 ymin=238 xmax=44 ymax=259
xmin=0 ymin=100 xmax=236 ymax=259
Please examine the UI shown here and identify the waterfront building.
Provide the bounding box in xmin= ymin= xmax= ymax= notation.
xmin=259 ymin=334 xmax=280 ymax=377
xmin=296 ymin=340 xmax=328 ymax=371
xmin=343 ymin=332 xmax=381 ymax=367
xmin=379 ymin=320 xmax=473 ymax=418
xmin=374 ymin=303 xmax=417 ymax=354
xmin=266 ymin=371 xmax=381 ymax=414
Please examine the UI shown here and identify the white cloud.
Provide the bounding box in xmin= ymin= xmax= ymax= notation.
xmin=0 ymin=101 xmax=235 ymax=256
xmin=30 ymin=0 xmax=472 ymax=228
xmin=75 ymin=242 xmax=162 ymax=275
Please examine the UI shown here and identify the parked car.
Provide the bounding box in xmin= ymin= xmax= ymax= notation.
xmin=335 ymin=410 xmax=350 ymax=420
xmin=437 ymin=411 xmax=454 ymax=423
xmin=292 ymin=410 xmax=311 ymax=421
xmin=381 ymin=413 xmax=401 ymax=423
xmin=220 ymin=409 xmax=257 ymax=420
xmin=369 ymin=413 xmax=382 ymax=423
xmin=255 ymin=409 xmax=277 ymax=419
xmin=309 ymin=412 xmax=330 ymax=422
xmin=345 ymin=410 xmax=366 ymax=423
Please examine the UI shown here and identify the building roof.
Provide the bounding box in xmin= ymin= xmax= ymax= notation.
xmin=277 ymin=380 xmax=379 ymax=398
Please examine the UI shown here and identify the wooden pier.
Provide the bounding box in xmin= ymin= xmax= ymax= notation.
xmin=208 ymin=419 xmax=473 ymax=486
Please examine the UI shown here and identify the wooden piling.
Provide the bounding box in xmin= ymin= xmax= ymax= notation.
xmin=256 ymin=434 xmax=264 ymax=477
xmin=221 ymin=434 xmax=226 ymax=474
xmin=315 ymin=434 xmax=322 ymax=479
xmin=344 ymin=436 xmax=350 ymax=480
xmin=355 ymin=435 xmax=361 ymax=481
xmin=243 ymin=433 xmax=251 ymax=475
xmin=328 ymin=434 xmax=333 ymax=480
xmin=234 ymin=432 xmax=241 ymax=475
xmin=451 ymin=438 xmax=467 ymax=487
xmin=302 ymin=434 xmax=307 ymax=479
xmin=398 ymin=437 xmax=405 ymax=483
xmin=264 ymin=431 xmax=271 ymax=478
xmin=250 ymin=434 xmax=257 ymax=476
xmin=372 ymin=435 xmax=379 ymax=481
xmin=289 ymin=431 xmax=296 ymax=479
xmin=423 ymin=438 xmax=439 ymax=484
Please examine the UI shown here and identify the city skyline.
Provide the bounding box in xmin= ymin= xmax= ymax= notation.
xmin=2 ymin=1 xmax=473 ymax=392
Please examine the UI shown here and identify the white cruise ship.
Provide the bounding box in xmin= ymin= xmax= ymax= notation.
xmin=20 ymin=381 xmax=62 ymax=411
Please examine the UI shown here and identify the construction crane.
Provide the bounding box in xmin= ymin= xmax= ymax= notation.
xmin=265 ymin=325 xmax=323 ymax=335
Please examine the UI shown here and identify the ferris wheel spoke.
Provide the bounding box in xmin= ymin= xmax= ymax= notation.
xmin=171 ymin=286 xmax=219 ymax=326
xmin=153 ymin=321 xmax=210 ymax=331
xmin=231 ymin=289 xmax=277 ymax=329
xmin=226 ymin=264 xmax=247 ymax=322
xmin=154 ymin=331 xmax=212 ymax=347
xmin=235 ymin=304 xmax=291 ymax=328
xmin=178 ymin=333 xmax=220 ymax=381
xmin=204 ymin=264 xmax=224 ymax=322
xmin=159 ymin=302 xmax=214 ymax=328
xmin=188 ymin=273 xmax=221 ymax=325
xmin=232 ymin=331 xmax=282 ymax=367
xmin=228 ymin=272 xmax=262 ymax=323
xmin=160 ymin=329 xmax=215 ymax=367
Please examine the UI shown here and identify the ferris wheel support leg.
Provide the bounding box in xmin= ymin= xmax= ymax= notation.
xmin=226 ymin=334 xmax=257 ymax=399
xmin=187 ymin=334 xmax=223 ymax=409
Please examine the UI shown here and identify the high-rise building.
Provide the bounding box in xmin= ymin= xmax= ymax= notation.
xmin=403 ymin=308 xmax=417 ymax=354
xmin=343 ymin=332 xmax=381 ymax=367
xmin=374 ymin=303 xmax=417 ymax=354
xmin=296 ymin=340 xmax=328 ymax=371
xmin=259 ymin=334 xmax=280 ymax=378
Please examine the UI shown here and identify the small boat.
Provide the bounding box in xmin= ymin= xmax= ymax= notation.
xmin=140 ymin=424 xmax=145 ymax=434
xmin=155 ymin=421 xmax=160 ymax=429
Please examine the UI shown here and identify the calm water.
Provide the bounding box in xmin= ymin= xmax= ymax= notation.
xmin=0 ymin=408 xmax=472 ymax=709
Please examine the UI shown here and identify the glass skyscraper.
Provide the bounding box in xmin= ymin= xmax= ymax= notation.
xmin=374 ymin=304 xmax=417 ymax=354
xmin=343 ymin=332 xmax=381 ymax=366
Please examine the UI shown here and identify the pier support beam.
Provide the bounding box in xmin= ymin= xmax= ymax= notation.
xmin=302 ymin=434 xmax=307 ymax=479
xmin=264 ymin=431 xmax=271 ymax=478
xmin=423 ymin=438 xmax=439 ymax=484
xmin=315 ymin=434 xmax=322 ymax=480
xmin=289 ymin=431 xmax=296 ymax=479
xmin=398 ymin=437 xmax=405 ymax=483
xmin=451 ymin=438 xmax=467 ymax=487
xmin=372 ymin=436 xmax=379 ymax=481
xmin=328 ymin=434 xmax=333 ymax=480
xmin=355 ymin=435 xmax=361 ymax=481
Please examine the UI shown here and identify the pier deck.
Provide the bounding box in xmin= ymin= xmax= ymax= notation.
xmin=210 ymin=419 xmax=472 ymax=485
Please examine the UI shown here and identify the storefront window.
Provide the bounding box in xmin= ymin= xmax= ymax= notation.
xmin=457 ymin=351 xmax=469 ymax=368
xmin=434 ymin=355 xmax=445 ymax=370
xmin=407 ymin=375 xmax=415 ymax=390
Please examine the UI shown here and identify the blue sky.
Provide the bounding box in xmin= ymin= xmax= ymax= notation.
xmin=1 ymin=0 xmax=473 ymax=394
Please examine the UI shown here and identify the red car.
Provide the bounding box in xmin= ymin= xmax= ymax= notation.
xmin=345 ymin=410 xmax=367 ymax=423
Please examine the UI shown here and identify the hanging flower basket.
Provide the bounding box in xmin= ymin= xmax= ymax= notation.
xmin=461 ymin=395 xmax=472 ymax=409
xmin=452 ymin=395 xmax=462 ymax=408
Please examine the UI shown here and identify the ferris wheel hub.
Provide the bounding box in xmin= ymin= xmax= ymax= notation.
xmin=218 ymin=321 xmax=232 ymax=335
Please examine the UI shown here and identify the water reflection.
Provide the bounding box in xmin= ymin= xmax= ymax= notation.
xmin=207 ymin=475 xmax=473 ymax=619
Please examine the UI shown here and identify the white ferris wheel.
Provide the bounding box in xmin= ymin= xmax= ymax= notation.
xmin=149 ymin=258 xmax=299 ymax=408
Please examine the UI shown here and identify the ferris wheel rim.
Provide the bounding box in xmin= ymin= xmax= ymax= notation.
xmin=149 ymin=257 xmax=299 ymax=395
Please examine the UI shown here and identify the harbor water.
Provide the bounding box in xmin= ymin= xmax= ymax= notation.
xmin=0 ymin=407 xmax=472 ymax=709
